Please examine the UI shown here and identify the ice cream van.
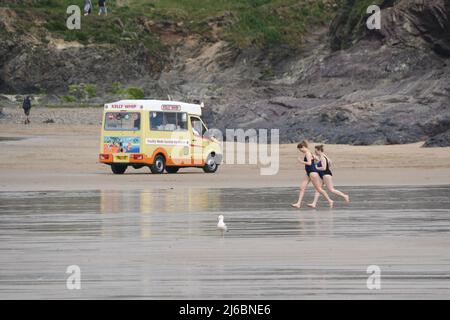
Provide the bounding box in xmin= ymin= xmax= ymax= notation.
xmin=99 ymin=100 xmax=223 ymax=174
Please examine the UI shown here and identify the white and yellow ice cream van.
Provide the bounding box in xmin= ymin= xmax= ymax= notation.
xmin=99 ymin=100 xmax=223 ymax=174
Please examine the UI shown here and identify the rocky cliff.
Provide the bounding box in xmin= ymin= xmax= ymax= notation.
xmin=1 ymin=0 xmax=449 ymax=146
xmin=208 ymin=0 xmax=450 ymax=146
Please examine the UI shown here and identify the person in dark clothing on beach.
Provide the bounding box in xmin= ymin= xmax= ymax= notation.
xmin=22 ymin=96 xmax=32 ymax=124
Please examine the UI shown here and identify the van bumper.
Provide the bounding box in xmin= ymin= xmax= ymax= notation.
xmin=99 ymin=153 xmax=148 ymax=164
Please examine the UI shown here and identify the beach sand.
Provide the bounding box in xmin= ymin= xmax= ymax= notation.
xmin=0 ymin=123 xmax=449 ymax=191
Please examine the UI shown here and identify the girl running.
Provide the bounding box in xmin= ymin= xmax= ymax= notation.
xmin=307 ymin=145 xmax=350 ymax=208
xmin=291 ymin=141 xmax=334 ymax=209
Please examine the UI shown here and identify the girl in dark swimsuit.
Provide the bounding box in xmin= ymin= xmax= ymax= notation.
xmin=291 ymin=140 xmax=334 ymax=209
xmin=308 ymin=145 xmax=350 ymax=208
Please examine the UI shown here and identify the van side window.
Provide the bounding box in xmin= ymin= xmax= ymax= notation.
xmin=165 ymin=113 xmax=177 ymax=131
xmin=150 ymin=112 xmax=187 ymax=131
xmin=177 ymin=113 xmax=188 ymax=130
xmin=150 ymin=112 xmax=163 ymax=130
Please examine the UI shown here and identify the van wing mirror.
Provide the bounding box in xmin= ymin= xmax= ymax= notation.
xmin=204 ymin=129 xmax=220 ymax=140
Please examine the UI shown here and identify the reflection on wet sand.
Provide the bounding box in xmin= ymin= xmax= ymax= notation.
xmin=0 ymin=186 xmax=449 ymax=299
xmin=100 ymin=189 xmax=221 ymax=239
xmin=100 ymin=188 xmax=220 ymax=214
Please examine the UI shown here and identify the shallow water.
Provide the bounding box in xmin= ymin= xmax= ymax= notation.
xmin=0 ymin=186 xmax=449 ymax=299
xmin=0 ymin=137 xmax=25 ymax=142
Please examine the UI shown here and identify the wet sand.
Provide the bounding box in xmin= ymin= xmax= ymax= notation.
xmin=0 ymin=186 xmax=449 ymax=299
xmin=1 ymin=123 xmax=450 ymax=191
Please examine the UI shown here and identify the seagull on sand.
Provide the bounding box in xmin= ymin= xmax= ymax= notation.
xmin=217 ymin=215 xmax=227 ymax=236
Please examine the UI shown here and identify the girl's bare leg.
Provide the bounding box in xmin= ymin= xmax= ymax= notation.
xmin=308 ymin=190 xmax=321 ymax=209
xmin=291 ymin=176 xmax=310 ymax=208
xmin=310 ymin=173 xmax=334 ymax=208
xmin=324 ymin=176 xmax=350 ymax=203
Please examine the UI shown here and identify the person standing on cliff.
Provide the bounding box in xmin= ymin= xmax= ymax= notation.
xmin=84 ymin=0 xmax=92 ymax=16
xmin=98 ymin=0 xmax=107 ymax=16
xmin=22 ymin=96 xmax=32 ymax=124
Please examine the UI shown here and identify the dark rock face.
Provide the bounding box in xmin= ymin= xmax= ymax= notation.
xmin=424 ymin=128 xmax=450 ymax=147
xmin=0 ymin=41 xmax=162 ymax=94
xmin=330 ymin=0 xmax=450 ymax=57
xmin=329 ymin=0 xmax=392 ymax=51
xmin=421 ymin=116 xmax=450 ymax=147
xmin=207 ymin=36 xmax=450 ymax=145
xmin=206 ymin=0 xmax=450 ymax=146
xmin=0 ymin=41 xmax=160 ymax=93
xmin=0 ymin=8 xmax=164 ymax=94
xmin=377 ymin=0 xmax=450 ymax=57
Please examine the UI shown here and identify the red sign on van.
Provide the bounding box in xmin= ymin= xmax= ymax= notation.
xmin=161 ymin=105 xmax=181 ymax=111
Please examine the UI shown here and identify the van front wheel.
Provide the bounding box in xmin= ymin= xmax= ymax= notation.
xmin=111 ymin=164 xmax=127 ymax=174
xmin=150 ymin=154 xmax=166 ymax=174
xmin=203 ymin=155 xmax=218 ymax=173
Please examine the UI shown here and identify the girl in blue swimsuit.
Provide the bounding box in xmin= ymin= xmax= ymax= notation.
xmin=308 ymin=145 xmax=350 ymax=208
xmin=291 ymin=140 xmax=334 ymax=209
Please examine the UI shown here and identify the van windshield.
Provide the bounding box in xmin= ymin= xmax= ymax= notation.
xmin=105 ymin=112 xmax=140 ymax=131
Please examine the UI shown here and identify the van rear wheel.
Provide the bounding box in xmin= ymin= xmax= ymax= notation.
xmin=111 ymin=164 xmax=127 ymax=174
xmin=166 ymin=167 xmax=179 ymax=174
xmin=150 ymin=154 xmax=166 ymax=174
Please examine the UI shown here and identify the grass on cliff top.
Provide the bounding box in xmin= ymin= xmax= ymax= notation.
xmin=6 ymin=0 xmax=165 ymax=55
xmin=145 ymin=0 xmax=336 ymax=47
xmin=4 ymin=0 xmax=339 ymax=50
